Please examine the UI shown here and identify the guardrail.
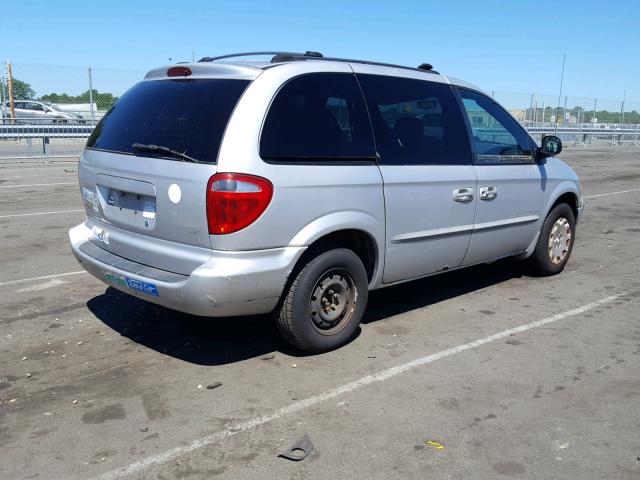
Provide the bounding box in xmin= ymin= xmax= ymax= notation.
xmin=0 ymin=122 xmax=639 ymax=159
xmin=0 ymin=124 xmax=94 ymax=138
xmin=525 ymin=124 xmax=640 ymax=145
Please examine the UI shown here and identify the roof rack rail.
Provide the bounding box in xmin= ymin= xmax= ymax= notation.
xmin=199 ymin=51 xmax=323 ymax=63
xmin=199 ymin=51 xmax=438 ymax=75
xmin=271 ymin=54 xmax=439 ymax=75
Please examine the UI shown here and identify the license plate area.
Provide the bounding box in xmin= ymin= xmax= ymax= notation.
xmin=96 ymin=184 xmax=156 ymax=230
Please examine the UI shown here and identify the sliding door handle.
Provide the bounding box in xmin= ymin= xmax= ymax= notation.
xmin=480 ymin=186 xmax=498 ymax=200
xmin=453 ymin=188 xmax=474 ymax=203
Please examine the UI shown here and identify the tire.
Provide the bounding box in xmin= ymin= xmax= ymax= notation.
xmin=528 ymin=203 xmax=576 ymax=276
xmin=276 ymin=248 xmax=369 ymax=353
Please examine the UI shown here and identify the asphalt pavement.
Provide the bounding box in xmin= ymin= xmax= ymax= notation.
xmin=0 ymin=147 xmax=639 ymax=479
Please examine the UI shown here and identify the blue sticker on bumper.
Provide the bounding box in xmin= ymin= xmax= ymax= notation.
xmin=104 ymin=272 xmax=159 ymax=296
xmin=124 ymin=277 xmax=159 ymax=296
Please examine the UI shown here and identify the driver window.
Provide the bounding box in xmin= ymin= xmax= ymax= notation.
xmin=459 ymin=89 xmax=533 ymax=164
xmin=27 ymin=102 xmax=44 ymax=111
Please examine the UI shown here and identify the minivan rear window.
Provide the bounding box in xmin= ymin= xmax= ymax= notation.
xmin=86 ymin=79 xmax=250 ymax=163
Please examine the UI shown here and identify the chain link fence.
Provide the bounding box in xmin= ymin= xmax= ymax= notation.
xmin=490 ymin=90 xmax=640 ymax=147
xmin=1 ymin=61 xmax=144 ymax=158
xmin=1 ymin=61 xmax=638 ymax=158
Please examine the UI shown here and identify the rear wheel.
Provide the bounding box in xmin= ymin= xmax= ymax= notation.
xmin=276 ymin=248 xmax=368 ymax=353
xmin=529 ymin=203 xmax=576 ymax=276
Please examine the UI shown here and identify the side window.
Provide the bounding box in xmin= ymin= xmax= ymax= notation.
xmin=356 ymin=74 xmax=472 ymax=165
xmin=458 ymin=89 xmax=533 ymax=164
xmin=260 ymin=73 xmax=375 ymax=161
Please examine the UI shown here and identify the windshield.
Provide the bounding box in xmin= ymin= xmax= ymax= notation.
xmin=86 ymin=78 xmax=250 ymax=163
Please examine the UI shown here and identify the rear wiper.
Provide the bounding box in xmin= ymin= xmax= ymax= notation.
xmin=132 ymin=143 xmax=200 ymax=163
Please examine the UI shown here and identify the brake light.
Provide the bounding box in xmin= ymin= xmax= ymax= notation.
xmin=206 ymin=173 xmax=273 ymax=235
xmin=167 ymin=66 xmax=192 ymax=77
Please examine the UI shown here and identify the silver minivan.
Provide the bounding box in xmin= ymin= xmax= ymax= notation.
xmin=69 ymin=51 xmax=582 ymax=353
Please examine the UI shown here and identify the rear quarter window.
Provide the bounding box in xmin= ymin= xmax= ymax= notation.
xmin=260 ymin=73 xmax=376 ymax=161
xmin=86 ymin=79 xmax=250 ymax=164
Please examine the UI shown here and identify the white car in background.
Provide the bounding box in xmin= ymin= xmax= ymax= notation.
xmin=1 ymin=100 xmax=86 ymax=124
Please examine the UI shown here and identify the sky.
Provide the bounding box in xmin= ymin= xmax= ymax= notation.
xmin=2 ymin=0 xmax=639 ymax=105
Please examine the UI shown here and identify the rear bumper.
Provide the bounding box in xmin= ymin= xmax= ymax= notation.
xmin=69 ymin=223 xmax=305 ymax=317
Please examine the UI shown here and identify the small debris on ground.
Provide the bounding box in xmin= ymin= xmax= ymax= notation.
xmin=25 ymin=373 xmax=32 ymax=378
xmin=278 ymin=433 xmax=314 ymax=461
xmin=140 ymin=427 xmax=149 ymax=433
xmin=77 ymin=341 xmax=84 ymax=346
xmin=291 ymin=363 xmax=298 ymax=368
xmin=206 ymin=382 xmax=222 ymax=390
xmin=72 ymin=399 xmax=78 ymax=405
xmin=197 ymin=384 xmax=204 ymax=391
xmin=22 ymin=356 xmax=28 ymax=361
xmin=367 ymin=354 xmax=376 ymax=359
xmin=424 ymin=440 xmax=444 ymax=450
xmin=261 ymin=354 xmax=275 ymax=360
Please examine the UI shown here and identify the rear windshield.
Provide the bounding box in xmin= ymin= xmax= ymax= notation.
xmin=86 ymin=78 xmax=250 ymax=163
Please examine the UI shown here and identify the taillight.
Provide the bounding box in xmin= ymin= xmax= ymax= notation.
xmin=206 ymin=173 xmax=273 ymax=235
xmin=167 ymin=66 xmax=192 ymax=77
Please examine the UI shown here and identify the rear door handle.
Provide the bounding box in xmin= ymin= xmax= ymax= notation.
xmin=453 ymin=187 xmax=474 ymax=203
xmin=479 ymin=186 xmax=498 ymax=201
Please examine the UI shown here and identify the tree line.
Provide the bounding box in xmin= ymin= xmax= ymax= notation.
xmin=2 ymin=76 xmax=639 ymax=124
xmin=1 ymin=77 xmax=117 ymax=110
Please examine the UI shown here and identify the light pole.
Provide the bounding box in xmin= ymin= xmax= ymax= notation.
xmin=554 ymin=53 xmax=566 ymax=135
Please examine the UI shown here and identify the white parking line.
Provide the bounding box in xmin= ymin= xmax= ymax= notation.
xmin=91 ymin=292 xmax=624 ymax=480
xmin=0 ymin=209 xmax=84 ymax=218
xmin=0 ymin=271 xmax=86 ymax=287
xmin=0 ymin=182 xmax=76 ymax=188
xmin=584 ymin=188 xmax=640 ymax=199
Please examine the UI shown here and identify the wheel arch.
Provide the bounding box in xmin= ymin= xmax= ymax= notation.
xmin=519 ymin=184 xmax=581 ymax=260
xmin=544 ymin=183 xmax=581 ymax=223
xmin=288 ymin=211 xmax=384 ymax=287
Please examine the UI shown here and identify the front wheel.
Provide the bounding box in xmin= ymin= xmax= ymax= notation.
xmin=276 ymin=248 xmax=369 ymax=353
xmin=528 ymin=203 xmax=576 ymax=276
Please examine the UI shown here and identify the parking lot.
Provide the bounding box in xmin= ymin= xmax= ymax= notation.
xmin=0 ymin=147 xmax=639 ymax=479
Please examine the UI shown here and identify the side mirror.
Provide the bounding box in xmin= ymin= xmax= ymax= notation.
xmin=538 ymin=135 xmax=562 ymax=161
